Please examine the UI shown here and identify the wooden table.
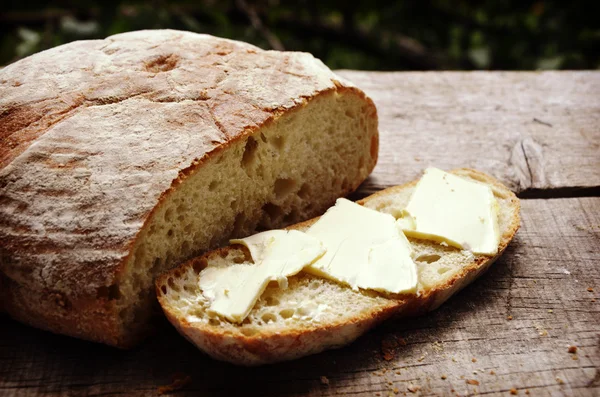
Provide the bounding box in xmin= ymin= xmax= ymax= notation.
xmin=1 ymin=71 xmax=599 ymax=396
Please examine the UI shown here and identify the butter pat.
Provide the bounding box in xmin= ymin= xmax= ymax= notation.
xmin=305 ymin=198 xmax=417 ymax=294
xmin=199 ymin=230 xmax=325 ymax=322
xmin=398 ymin=168 xmax=500 ymax=255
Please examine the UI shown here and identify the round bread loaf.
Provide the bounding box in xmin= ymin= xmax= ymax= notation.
xmin=0 ymin=30 xmax=378 ymax=347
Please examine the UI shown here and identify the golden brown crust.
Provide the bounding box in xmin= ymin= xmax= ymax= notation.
xmin=156 ymin=168 xmax=520 ymax=365
xmin=0 ymin=30 xmax=377 ymax=347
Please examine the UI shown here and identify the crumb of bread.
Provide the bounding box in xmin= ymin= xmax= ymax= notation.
xmin=490 ymin=370 xmax=496 ymax=375
xmin=507 ymin=315 xmax=513 ymax=320
xmin=568 ymin=346 xmax=577 ymax=354
xmin=441 ymin=375 xmax=447 ymax=380
xmin=556 ymin=377 xmax=564 ymax=385
xmin=572 ymin=355 xmax=578 ymax=360
xmin=466 ymin=379 xmax=479 ymax=386
xmin=382 ymin=335 xmax=400 ymax=361
xmin=587 ymin=287 xmax=594 ymax=292
xmin=510 ymin=388 xmax=518 ymax=395
xmin=407 ymin=384 xmax=420 ymax=393
xmin=471 ymin=357 xmax=477 ymax=363
xmin=393 ymin=388 xmax=399 ymax=394
xmin=157 ymin=373 xmax=191 ymax=395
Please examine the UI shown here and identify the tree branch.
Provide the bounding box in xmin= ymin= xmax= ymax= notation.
xmin=235 ymin=0 xmax=284 ymax=51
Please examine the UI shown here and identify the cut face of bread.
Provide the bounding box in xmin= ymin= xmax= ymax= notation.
xmin=156 ymin=169 xmax=520 ymax=365
xmin=118 ymin=89 xmax=377 ymax=339
xmin=0 ymin=30 xmax=377 ymax=347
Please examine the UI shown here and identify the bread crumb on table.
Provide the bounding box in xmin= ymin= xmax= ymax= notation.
xmin=441 ymin=374 xmax=447 ymax=380
xmin=490 ymin=370 xmax=496 ymax=375
xmin=556 ymin=377 xmax=564 ymax=385
xmin=568 ymin=344 xmax=578 ymax=353
xmin=472 ymin=357 xmax=477 ymax=363
xmin=466 ymin=379 xmax=480 ymax=386
xmin=510 ymin=388 xmax=518 ymax=395
xmin=382 ymin=335 xmax=404 ymax=361
xmin=157 ymin=373 xmax=191 ymax=395
xmin=432 ymin=341 xmax=444 ymax=352
xmin=407 ymin=384 xmax=420 ymax=393
xmin=587 ymin=287 xmax=594 ymax=292
xmin=507 ymin=315 xmax=513 ymax=320
xmin=320 ymin=376 xmax=329 ymax=386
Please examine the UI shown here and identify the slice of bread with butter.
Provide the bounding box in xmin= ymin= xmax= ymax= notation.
xmin=156 ymin=168 xmax=520 ymax=365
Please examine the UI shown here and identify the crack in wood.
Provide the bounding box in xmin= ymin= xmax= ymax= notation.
xmin=518 ymin=186 xmax=600 ymax=199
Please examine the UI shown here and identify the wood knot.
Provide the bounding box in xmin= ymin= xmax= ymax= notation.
xmin=508 ymin=137 xmax=546 ymax=193
xmin=145 ymin=54 xmax=179 ymax=73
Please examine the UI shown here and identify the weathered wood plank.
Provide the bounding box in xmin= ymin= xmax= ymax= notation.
xmin=336 ymin=71 xmax=600 ymax=196
xmin=1 ymin=197 xmax=598 ymax=396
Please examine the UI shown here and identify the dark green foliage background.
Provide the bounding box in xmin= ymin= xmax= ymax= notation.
xmin=1 ymin=0 xmax=598 ymax=70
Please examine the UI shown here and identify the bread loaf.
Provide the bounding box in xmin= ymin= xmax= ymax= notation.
xmin=0 ymin=30 xmax=378 ymax=347
xmin=156 ymin=169 xmax=520 ymax=365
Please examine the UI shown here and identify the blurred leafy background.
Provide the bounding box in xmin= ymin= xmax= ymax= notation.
xmin=1 ymin=0 xmax=598 ymax=70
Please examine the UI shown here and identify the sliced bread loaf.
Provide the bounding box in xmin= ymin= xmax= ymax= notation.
xmin=0 ymin=30 xmax=377 ymax=347
xmin=156 ymin=169 xmax=520 ymax=365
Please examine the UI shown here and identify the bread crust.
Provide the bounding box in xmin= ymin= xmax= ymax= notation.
xmin=0 ymin=30 xmax=377 ymax=347
xmin=156 ymin=169 xmax=520 ymax=365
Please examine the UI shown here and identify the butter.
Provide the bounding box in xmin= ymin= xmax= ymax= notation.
xmin=398 ymin=168 xmax=500 ymax=255
xmin=199 ymin=230 xmax=325 ymax=322
xmin=305 ymin=198 xmax=418 ymax=294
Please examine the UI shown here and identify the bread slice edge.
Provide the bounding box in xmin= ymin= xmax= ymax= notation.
xmin=156 ymin=168 xmax=520 ymax=365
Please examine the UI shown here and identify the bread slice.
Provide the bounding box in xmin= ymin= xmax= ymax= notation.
xmin=156 ymin=169 xmax=520 ymax=365
xmin=0 ymin=30 xmax=377 ymax=347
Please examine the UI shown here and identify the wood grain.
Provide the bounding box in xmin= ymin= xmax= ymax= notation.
xmin=1 ymin=71 xmax=599 ymax=396
xmin=1 ymin=198 xmax=598 ymax=396
xmin=336 ymin=71 xmax=600 ymax=197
